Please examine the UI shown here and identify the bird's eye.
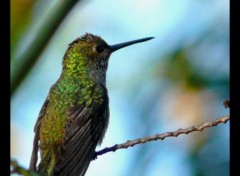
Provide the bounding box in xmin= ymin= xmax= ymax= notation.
xmin=95 ymin=45 xmax=105 ymax=53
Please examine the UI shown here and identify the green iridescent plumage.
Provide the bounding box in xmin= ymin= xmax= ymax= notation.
xmin=29 ymin=33 xmax=153 ymax=176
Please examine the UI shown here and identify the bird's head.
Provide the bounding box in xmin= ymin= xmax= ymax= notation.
xmin=62 ymin=33 xmax=153 ymax=75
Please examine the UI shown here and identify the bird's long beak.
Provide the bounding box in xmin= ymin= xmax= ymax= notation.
xmin=109 ymin=37 xmax=154 ymax=53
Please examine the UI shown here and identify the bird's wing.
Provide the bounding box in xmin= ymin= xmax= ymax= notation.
xmin=54 ymin=93 xmax=109 ymax=176
xmin=29 ymin=99 xmax=49 ymax=171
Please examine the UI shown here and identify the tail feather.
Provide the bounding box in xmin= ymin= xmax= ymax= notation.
xmin=37 ymin=150 xmax=53 ymax=176
xmin=29 ymin=131 xmax=39 ymax=171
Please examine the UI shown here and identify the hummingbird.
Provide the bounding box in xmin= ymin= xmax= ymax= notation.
xmin=29 ymin=33 xmax=154 ymax=176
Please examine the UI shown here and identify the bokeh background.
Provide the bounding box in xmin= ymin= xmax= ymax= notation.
xmin=11 ymin=0 xmax=229 ymax=176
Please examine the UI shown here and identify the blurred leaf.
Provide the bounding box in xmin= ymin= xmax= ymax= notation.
xmin=11 ymin=0 xmax=35 ymax=53
xmin=11 ymin=0 xmax=82 ymax=96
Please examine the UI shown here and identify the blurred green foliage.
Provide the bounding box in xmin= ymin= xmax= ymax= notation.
xmin=11 ymin=0 xmax=35 ymax=54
